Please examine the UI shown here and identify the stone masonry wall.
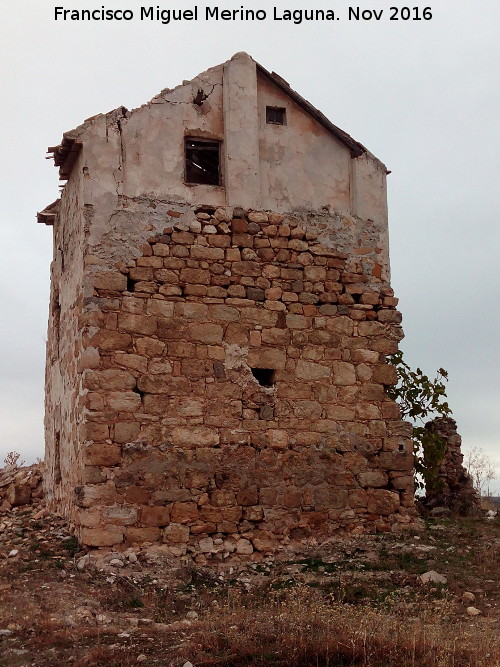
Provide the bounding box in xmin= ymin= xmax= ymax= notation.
xmin=423 ymin=417 xmax=481 ymax=517
xmin=67 ymin=204 xmax=419 ymax=560
xmin=44 ymin=165 xmax=88 ymax=519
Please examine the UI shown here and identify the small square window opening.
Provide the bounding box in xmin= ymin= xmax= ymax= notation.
xmin=185 ymin=138 xmax=221 ymax=185
xmin=251 ymin=368 xmax=276 ymax=387
xmin=266 ymin=107 xmax=286 ymax=125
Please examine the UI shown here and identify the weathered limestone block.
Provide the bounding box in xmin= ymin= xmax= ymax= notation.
xmin=357 ymin=471 xmax=389 ymax=488
xmin=82 ymin=422 xmax=110 ymax=442
xmin=170 ymin=426 xmax=220 ymax=447
xmin=138 ymin=374 xmax=189 ymax=395
xmin=118 ymin=313 xmax=157 ymax=336
xmin=91 ymin=271 xmax=127 ymax=291
xmin=188 ymin=323 xmax=224 ymax=344
xmin=367 ymin=489 xmax=400 ymax=515
xmin=349 ymin=489 xmax=368 ymax=509
xmin=113 ymin=422 xmax=140 ymax=443
xmin=170 ymin=502 xmax=199 ymax=523
xmin=7 ymin=485 xmax=32 ymax=506
xmin=296 ymin=360 xmax=330 ymax=380
xmin=81 ymin=525 xmax=124 ymax=547
xmin=140 ymin=506 xmax=171 ymax=527
xmin=102 ymin=505 xmax=138 ymax=525
xmin=163 ymin=523 xmax=190 ymax=543
xmin=106 ymin=391 xmax=142 ymax=412
xmin=75 ymin=482 xmax=116 ymax=508
xmin=83 ymin=444 xmax=121 ymax=466
xmin=125 ymin=527 xmax=161 ymax=543
xmin=89 ymin=329 xmax=133 ymax=351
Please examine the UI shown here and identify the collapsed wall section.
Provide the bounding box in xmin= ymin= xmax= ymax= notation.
xmin=423 ymin=417 xmax=481 ymax=516
xmin=72 ymin=202 xmax=419 ymax=558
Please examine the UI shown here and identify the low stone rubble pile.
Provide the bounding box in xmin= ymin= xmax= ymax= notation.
xmin=0 ymin=464 xmax=44 ymax=512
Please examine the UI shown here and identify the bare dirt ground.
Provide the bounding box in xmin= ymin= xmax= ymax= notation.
xmin=1 ymin=499 xmax=499 ymax=666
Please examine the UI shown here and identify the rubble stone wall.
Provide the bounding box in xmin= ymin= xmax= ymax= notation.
xmin=423 ymin=417 xmax=481 ymax=516
xmin=44 ymin=156 xmax=88 ymax=519
xmin=45 ymin=202 xmax=420 ymax=557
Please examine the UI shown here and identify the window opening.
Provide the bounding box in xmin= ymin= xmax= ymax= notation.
xmin=126 ymin=275 xmax=136 ymax=292
xmin=50 ymin=287 xmax=61 ymax=363
xmin=251 ymin=368 xmax=276 ymax=387
xmin=54 ymin=431 xmax=61 ymax=484
xmin=266 ymin=107 xmax=286 ymax=125
xmin=185 ymin=138 xmax=221 ymax=185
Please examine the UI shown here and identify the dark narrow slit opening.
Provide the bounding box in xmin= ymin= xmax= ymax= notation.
xmin=133 ymin=386 xmax=145 ymax=399
xmin=54 ymin=431 xmax=61 ymax=484
xmin=50 ymin=288 xmax=61 ymax=363
xmin=126 ymin=275 xmax=136 ymax=292
xmin=251 ymin=368 xmax=276 ymax=387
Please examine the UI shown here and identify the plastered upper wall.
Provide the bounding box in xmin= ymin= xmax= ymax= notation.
xmin=120 ymin=64 xmax=226 ymax=204
xmin=256 ymin=73 xmax=352 ymax=213
xmin=67 ymin=53 xmax=386 ymax=218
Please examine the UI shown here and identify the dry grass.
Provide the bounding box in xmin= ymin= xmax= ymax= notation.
xmin=178 ymin=586 xmax=498 ymax=667
xmin=1 ymin=514 xmax=499 ymax=666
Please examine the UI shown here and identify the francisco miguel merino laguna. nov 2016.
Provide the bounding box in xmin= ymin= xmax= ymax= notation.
xmin=54 ymin=6 xmax=339 ymax=24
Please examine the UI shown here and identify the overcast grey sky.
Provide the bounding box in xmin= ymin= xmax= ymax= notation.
xmin=1 ymin=1 xmax=499 ymax=491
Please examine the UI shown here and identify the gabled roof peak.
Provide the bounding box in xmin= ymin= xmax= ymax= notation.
xmin=45 ymin=53 xmax=382 ymax=185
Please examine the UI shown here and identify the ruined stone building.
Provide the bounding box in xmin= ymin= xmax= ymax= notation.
xmin=38 ymin=52 xmax=419 ymax=557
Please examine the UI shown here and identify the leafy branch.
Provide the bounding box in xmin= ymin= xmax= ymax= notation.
xmin=387 ymin=350 xmax=452 ymax=492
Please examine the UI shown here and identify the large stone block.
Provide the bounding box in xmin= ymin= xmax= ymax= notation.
xmin=247 ymin=348 xmax=286 ymax=371
xmin=84 ymin=369 xmax=136 ymax=391
xmin=114 ymin=422 xmax=141 ymax=443
xmin=190 ymin=245 xmax=225 ymax=261
xmin=106 ymin=391 xmax=142 ymax=412
xmin=367 ymin=489 xmax=400 ymax=515
xmin=357 ymin=471 xmax=388 ymax=488
xmin=296 ymin=360 xmax=330 ymax=380
xmin=372 ymin=364 xmax=398 ymax=386
xmin=82 ymin=422 xmax=110 ymax=441
xmin=89 ymin=329 xmax=132 ymax=351
xmin=118 ymin=313 xmax=157 ymax=336
xmin=180 ymin=268 xmax=210 ymax=284
xmin=330 ymin=361 xmax=356 ymax=385
xmin=314 ymin=487 xmax=348 ymax=510
xmin=91 ymin=271 xmax=127 ymax=292
xmin=81 ymin=525 xmax=124 ymax=546
xmin=188 ymin=323 xmax=224 ymax=344
xmin=170 ymin=426 xmax=220 ymax=447
xmin=147 ymin=299 xmax=175 ymax=318
xmin=102 ymin=505 xmax=138 ymax=525
xmin=83 ymin=444 xmax=122 ymax=466
xmin=163 ymin=523 xmax=190 ymax=543
xmin=210 ymin=490 xmax=237 ymax=507
xmin=137 ymin=375 xmax=190 ymax=395
xmin=170 ymin=502 xmax=199 ymax=523
xmin=125 ymin=527 xmax=161 ymax=543
xmin=8 ymin=485 xmax=31 ymax=506
xmin=141 ymin=506 xmax=171 ymax=527
xmin=76 ymin=482 xmax=117 ymax=508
